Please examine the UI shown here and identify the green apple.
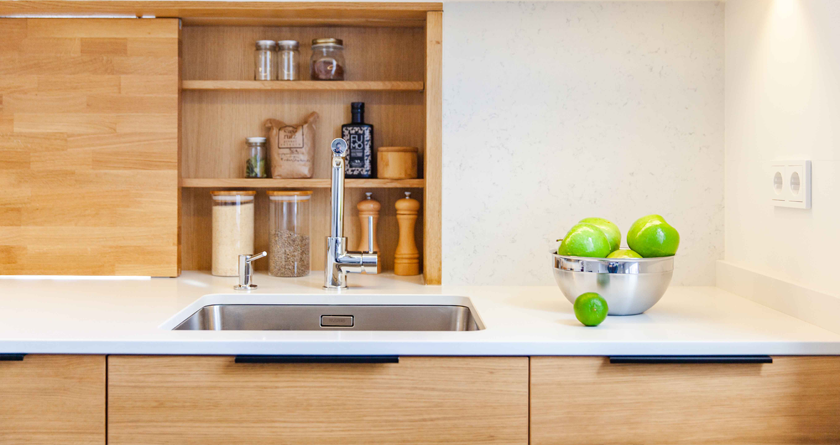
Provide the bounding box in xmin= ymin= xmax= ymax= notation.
xmin=579 ymin=217 xmax=621 ymax=253
xmin=557 ymin=223 xmax=612 ymax=258
xmin=626 ymin=215 xmax=680 ymax=257
xmin=606 ymin=249 xmax=642 ymax=259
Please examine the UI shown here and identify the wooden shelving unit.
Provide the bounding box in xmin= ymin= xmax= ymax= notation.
xmin=178 ymin=10 xmax=442 ymax=283
xmin=181 ymin=178 xmax=425 ymax=188
xmin=182 ymin=80 xmax=425 ymax=91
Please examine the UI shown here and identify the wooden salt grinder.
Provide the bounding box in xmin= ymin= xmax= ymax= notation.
xmin=394 ymin=191 xmax=420 ymax=276
xmin=357 ymin=191 xmax=381 ymax=256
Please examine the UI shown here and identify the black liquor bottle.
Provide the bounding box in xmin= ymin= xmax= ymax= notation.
xmin=342 ymin=102 xmax=375 ymax=178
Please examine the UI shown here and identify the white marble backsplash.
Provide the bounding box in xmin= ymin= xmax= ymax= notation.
xmin=441 ymin=2 xmax=724 ymax=285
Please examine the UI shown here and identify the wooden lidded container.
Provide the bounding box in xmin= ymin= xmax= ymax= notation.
xmin=377 ymin=146 xmax=418 ymax=179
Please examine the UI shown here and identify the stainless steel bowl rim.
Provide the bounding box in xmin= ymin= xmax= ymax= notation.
xmin=551 ymin=251 xmax=674 ymax=274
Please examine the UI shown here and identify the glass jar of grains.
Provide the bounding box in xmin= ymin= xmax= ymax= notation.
xmin=310 ymin=38 xmax=345 ymax=81
xmin=276 ymin=40 xmax=300 ymax=81
xmin=254 ymin=40 xmax=277 ymax=80
xmin=211 ymin=191 xmax=256 ymax=277
xmin=267 ymin=191 xmax=311 ymax=277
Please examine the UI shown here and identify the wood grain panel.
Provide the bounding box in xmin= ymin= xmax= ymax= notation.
xmin=531 ymin=356 xmax=840 ymax=445
xmin=0 ymin=18 xmax=180 ymax=276
xmin=0 ymin=355 xmax=105 ymax=445
xmin=423 ymin=11 xmax=442 ymax=284
xmin=108 ymin=356 xmax=528 ymax=445
xmin=181 ymin=80 xmax=424 ymax=91
xmin=0 ymin=2 xmax=441 ymax=27
xmin=181 ymin=178 xmax=425 ymax=188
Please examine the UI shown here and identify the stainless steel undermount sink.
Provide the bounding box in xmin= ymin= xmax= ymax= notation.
xmin=173 ymin=304 xmax=484 ymax=331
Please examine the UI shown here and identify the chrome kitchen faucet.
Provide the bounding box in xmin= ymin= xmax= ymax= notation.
xmin=324 ymin=138 xmax=378 ymax=289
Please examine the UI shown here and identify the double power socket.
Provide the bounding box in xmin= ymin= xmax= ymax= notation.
xmin=770 ymin=160 xmax=811 ymax=209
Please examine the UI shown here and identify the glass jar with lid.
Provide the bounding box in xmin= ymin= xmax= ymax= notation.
xmin=267 ymin=191 xmax=311 ymax=277
xmin=310 ymin=38 xmax=345 ymax=81
xmin=211 ymin=191 xmax=256 ymax=277
xmin=245 ymin=137 xmax=267 ymax=178
xmin=276 ymin=40 xmax=300 ymax=81
xmin=254 ymin=40 xmax=277 ymax=80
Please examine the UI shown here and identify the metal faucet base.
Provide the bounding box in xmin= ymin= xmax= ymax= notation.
xmin=234 ymin=284 xmax=258 ymax=291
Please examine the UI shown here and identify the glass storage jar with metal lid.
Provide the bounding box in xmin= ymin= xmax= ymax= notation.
xmin=267 ymin=191 xmax=311 ymax=277
xmin=276 ymin=40 xmax=300 ymax=81
xmin=245 ymin=137 xmax=267 ymax=178
xmin=211 ymin=191 xmax=256 ymax=277
xmin=310 ymin=38 xmax=345 ymax=81
xmin=254 ymin=40 xmax=277 ymax=80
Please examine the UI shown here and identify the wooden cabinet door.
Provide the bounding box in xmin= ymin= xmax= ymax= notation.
xmin=531 ymin=356 xmax=840 ymax=445
xmin=108 ymin=356 xmax=528 ymax=445
xmin=0 ymin=18 xmax=180 ymax=276
xmin=0 ymin=355 xmax=106 ymax=445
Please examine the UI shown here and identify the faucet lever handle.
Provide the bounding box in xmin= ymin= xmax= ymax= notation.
xmin=366 ymin=216 xmax=375 ymax=253
xmin=247 ymin=251 xmax=267 ymax=263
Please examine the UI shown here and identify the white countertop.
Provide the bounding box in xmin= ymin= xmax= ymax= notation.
xmin=0 ymin=271 xmax=838 ymax=356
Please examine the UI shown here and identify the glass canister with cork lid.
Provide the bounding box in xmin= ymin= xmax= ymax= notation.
xmin=267 ymin=191 xmax=312 ymax=277
xmin=211 ymin=191 xmax=256 ymax=277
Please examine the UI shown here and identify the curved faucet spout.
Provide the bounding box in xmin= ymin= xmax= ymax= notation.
xmin=324 ymin=138 xmax=379 ymax=290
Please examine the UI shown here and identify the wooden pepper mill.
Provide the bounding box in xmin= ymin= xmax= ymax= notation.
xmin=394 ymin=191 xmax=420 ymax=276
xmin=356 ymin=192 xmax=382 ymax=273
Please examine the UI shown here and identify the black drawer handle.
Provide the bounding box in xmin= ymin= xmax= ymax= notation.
xmin=235 ymin=355 xmax=399 ymax=364
xmin=610 ymin=356 xmax=772 ymax=364
xmin=0 ymin=354 xmax=26 ymax=361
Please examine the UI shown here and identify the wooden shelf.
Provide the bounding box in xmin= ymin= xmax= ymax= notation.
xmin=181 ymin=80 xmax=425 ymax=92
xmin=181 ymin=178 xmax=425 ymax=188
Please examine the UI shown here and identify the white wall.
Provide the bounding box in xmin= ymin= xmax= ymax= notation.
xmin=441 ymin=2 xmax=724 ymax=285
xmin=725 ymin=0 xmax=840 ymax=298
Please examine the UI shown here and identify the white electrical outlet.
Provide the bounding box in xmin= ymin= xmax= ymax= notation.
xmin=770 ymin=160 xmax=811 ymax=209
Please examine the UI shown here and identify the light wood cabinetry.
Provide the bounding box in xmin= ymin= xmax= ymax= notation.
xmin=0 ymin=355 xmax=105 ymax=445
xmin=0 ymin=4 xmax=442 ymax=282
xmin=0 ymin=18 xmax=181 ymax=276
xmin=108 ymin=356 xmax=528 ymax=445
xmin=530 ymin=356 xmax=840 ymax=445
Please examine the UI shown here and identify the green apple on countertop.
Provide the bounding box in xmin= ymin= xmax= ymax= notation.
xmin=573 ymin=292 xmax=608 ymax=327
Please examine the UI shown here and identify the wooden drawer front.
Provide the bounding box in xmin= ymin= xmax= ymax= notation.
xmin=0 ymin=355 xmax=105 ymax=445
xmin=108 ymin=356 xmax=528 ymax=445
xmin=531 ymin=356 xmax=840 ymax=445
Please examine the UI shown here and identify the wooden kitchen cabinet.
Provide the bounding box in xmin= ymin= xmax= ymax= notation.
xmin=0 ymin=18 xmax=181 ymax=276
xmin=530 ymin=356 xmax=840 ymax=445
xmin=108 ymin=356 xmax=528 ymax=445
xmin=0 ymin=355 xmax=106 ymax=445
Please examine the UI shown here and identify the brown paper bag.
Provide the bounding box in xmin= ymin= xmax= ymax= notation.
xmin=265 ymin=112 xmax=319 ymax=179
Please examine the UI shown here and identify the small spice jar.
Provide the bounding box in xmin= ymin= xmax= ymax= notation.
xmin=377 ymin=146 xmax=419 ymax=179
xmin=211 ymin=191 xmax=256 ymax=277
xmin=245 ymin=137 xmax=268 ymax=178
xmin=254 ymin=40 xmax=277 ymax=80
xmin=310 ymin=38 xmax=345 ymax=81
xmin=276 ymin=40 xmax=300 ymax=81
xmin=267 ymin=191 xmax=312 ymax=277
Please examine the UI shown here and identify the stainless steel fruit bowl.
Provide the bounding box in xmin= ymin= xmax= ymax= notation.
xmin=551 ymin=251 xmax=674 ymax=315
